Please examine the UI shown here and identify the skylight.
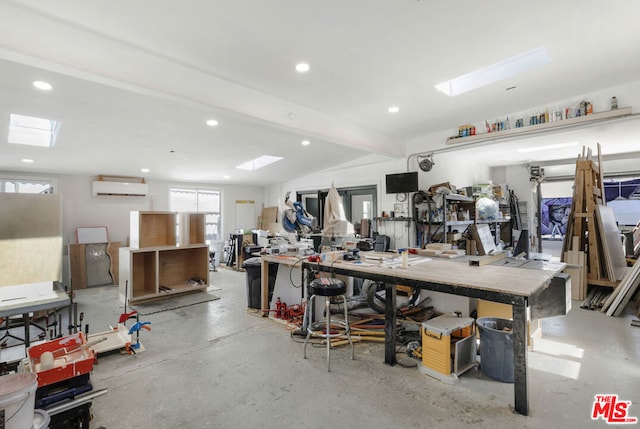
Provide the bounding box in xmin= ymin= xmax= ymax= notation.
xmin=435 ymin=46 xmax=551 ymax=96
xmin=8 ymin=114 xmax=61 ymax=147
xmin=236 ymin=155 xmax=284 ymax=171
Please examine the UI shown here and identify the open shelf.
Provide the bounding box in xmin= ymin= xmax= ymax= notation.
xmin=158 ymin=246 xmax=208 ymax=287
xmin=446 ymin=107 xmax=632 ymax=146
xmin=130 ymin=211 xmax=177 ymax=248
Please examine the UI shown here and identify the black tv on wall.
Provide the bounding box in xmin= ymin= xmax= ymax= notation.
xmin=385 ymin=172 xmax=418 ymax=194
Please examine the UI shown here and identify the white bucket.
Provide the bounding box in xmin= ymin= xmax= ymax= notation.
xmin=0 ymin=372 xmax=37 ymax=429
xmin=32 ymin=409 xmax=50 ymax=429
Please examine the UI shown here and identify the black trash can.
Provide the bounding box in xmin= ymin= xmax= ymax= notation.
xmin=242 ymin=257 xmax=276 ymax=309
xmin=477 ymin=317 xmax=514 ymax=383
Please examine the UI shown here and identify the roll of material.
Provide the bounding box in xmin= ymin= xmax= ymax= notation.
xmin=40 ymin=351 xmax=54 ymax=371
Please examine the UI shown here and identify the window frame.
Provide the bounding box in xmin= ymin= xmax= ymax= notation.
xmin=0 ymin=174 xmax=57 ymax=194
xmin=169 ymin=187 xmax=223 ymax=244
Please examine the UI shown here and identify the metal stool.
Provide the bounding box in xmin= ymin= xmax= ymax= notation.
xmin=303 ymin=278 xmax=354 ymax=371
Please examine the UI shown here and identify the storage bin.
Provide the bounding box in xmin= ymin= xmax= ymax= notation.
xmin=421 ymin=315 xmax=476 ymax=377
xmin=477 ymin=317 xmax=514 ymax=383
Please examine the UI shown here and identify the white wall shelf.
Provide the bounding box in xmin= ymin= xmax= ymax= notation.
xmin=446 ymin=107 xmax=633 ymax=146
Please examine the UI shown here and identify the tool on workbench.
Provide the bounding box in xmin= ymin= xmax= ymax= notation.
xmin=118 ymin=310 xmax=138 ymax=325
xmin=68 ymin=301 xmax=73 ymax=335
xmin=78 ymin=312 xmax=84 ymax=334
xmin=39 ymin=336 xmax=108 ymax=371
xmin=125 ymin=312 xmax=151 ymax=354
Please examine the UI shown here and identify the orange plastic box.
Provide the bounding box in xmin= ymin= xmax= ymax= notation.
xmin=26 ymin=332 xmax=96 ymax=387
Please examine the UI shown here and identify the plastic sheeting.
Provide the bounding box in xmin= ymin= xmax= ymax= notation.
xmin=322 ymin=183 xmax=354 ymax=236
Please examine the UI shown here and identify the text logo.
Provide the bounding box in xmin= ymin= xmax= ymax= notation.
xmin=592 ymin=394 xmax=638 ymax=424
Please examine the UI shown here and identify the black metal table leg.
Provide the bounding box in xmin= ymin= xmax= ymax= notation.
xmin=22 ymin=313 xmax=30 ymax=347
xmin=512 ymin=302 xmax=529 ymax=415
xmin=384 ymin=283 xmax=396 ymax=365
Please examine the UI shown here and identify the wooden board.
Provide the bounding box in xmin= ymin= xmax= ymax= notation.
xmin=259 ymin=207 xmax=279 ymax=230
xmin=69 ymin=242 xmax=120 ymax=289
xmin=0 ymin=193 xmax=62 ymax=287
xmin=468 ymin=252 xmax=507 ymax=266
xmin=595 ymin=205 xmax=627 ymax=281
xmin=607 ymin=258 xmax=640 ymax=316
xmin=469 ymin=223 xmax=496 ymax=256
xmin=69 ymin=244 xmax=88 ymax=289
xmin=321 ymin=256 xmax=560 ymax=298
xmin=564 ymin=249 xmax=586 ymax=301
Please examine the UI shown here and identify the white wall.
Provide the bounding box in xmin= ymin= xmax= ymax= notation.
xmin=2 ymin=170 xmax=265 ymax=284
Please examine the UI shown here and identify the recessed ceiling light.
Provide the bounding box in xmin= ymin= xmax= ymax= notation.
xmin=32 ymin=81 xmax=53 ymax=91
xmin=223 ymin=175 xmax=230 ymax=180
xmin=301 ymin=140 xmax=311 ymax=146
xmin=21 ymin=158 xmax=34 ymax=163
xmin=206 ymin=119 xmax=219 ymax=127
xmin=295 ymin=62 xmax=310 ymax=73
xmin=435 ymin=46 xmax=551 ymax=96
xmin=141 ymin=168 xmax=150 ymax=173
xmin=236 ymin=155 xmax=284 ymax=171
xmin=388 ymin=106 xmax=400 ymax=114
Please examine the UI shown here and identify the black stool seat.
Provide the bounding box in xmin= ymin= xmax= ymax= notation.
xmin=310 ymin=278 xmax=346 ymax=296
xmin=304 ymin=277 xmax=354 ymax=371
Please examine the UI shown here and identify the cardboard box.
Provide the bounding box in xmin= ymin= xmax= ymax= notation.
xmin=429 ymin=182 xmax=453 ymax=194
xmin=476 ymin=300 xmax=540 ymax=348
xmin=259 ymin=207 xmax=278 ymax=230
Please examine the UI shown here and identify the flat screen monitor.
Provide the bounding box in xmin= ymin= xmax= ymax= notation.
xmin=385 ymin=172 xmax=418 ymax=194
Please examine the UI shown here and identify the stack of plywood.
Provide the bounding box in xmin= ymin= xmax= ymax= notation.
xmin=601 ymin=258 xmax=640 ymax=316
xmin=564 ymin=237 xmax=588 ymax=300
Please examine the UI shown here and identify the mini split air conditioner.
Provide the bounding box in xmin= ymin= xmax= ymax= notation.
xmin=92 ymin=180 xmax=148 ymax=197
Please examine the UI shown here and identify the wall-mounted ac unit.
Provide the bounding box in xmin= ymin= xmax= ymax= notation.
xmin=92 ymin=180 xmax=148 ymax=197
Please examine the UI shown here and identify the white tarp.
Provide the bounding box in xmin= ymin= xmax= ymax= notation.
xmin=322 ymin=183 xmax=354 ymax=236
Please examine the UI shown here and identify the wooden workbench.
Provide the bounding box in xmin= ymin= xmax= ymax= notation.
xmin=302 ymin=254 xmax=565 ymax=416
xmin=259 ymin=254 xmax=306 ymax=315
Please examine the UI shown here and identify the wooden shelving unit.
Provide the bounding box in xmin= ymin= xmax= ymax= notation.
xmin=561 ymin=144 xmax=626 ymax=298
xmin=120 ymin=211 xmax=208 ymax=304
xmin=130 ymin=211 xmax=177 ymax=248
xmin=178 ymin=212 xmax=206 ymax=246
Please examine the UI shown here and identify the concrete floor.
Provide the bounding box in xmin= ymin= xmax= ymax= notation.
xmin=69 ymin=267 xmax=640 ymax=429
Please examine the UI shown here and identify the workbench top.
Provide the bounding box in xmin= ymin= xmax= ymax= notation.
xmin=307 ymin=255 xmax=563 ymax=298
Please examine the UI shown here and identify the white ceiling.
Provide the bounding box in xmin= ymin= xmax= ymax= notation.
xmin=1 ymin=0 xmax=640 ymax=185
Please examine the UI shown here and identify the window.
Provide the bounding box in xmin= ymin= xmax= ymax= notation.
xmin=1 ymin=178 xmax=54 ymax=193
xmin=169 ymin=188 xmax=222 ymax=242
